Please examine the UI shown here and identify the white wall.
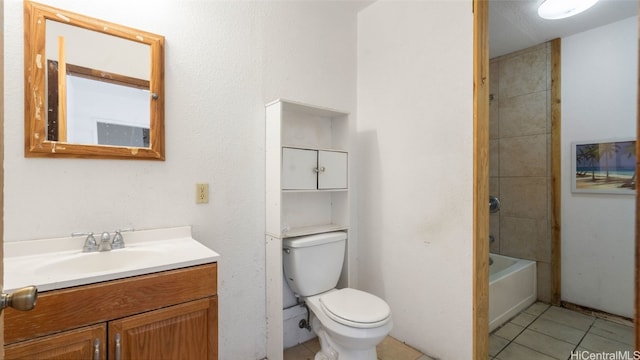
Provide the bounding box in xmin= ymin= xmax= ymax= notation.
xmin=4 ymin=0 xmax=360 ymax=358
xmin=357 ymin=2 xmax=474 ymax=358
xmin=561 ymin=16 xmax=638 ymax=318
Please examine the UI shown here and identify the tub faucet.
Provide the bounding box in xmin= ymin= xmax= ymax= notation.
xmin=489 ymin=195 xmax=501 ymax=213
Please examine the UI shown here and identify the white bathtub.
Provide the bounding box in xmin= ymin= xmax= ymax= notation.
xmin=489 ymin=253 xmax=537 ymax=332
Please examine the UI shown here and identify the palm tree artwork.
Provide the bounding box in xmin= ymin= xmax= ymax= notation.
xmin=574 ymin=140 xmax=636 ymax=193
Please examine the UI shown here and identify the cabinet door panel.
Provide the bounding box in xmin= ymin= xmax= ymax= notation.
xmin=282 ymin=148 xmax=317 ymax=190
xmin=109 ymin=298 xmax=213 ymax=360
xmin=5 ymin=324 xmax=106 ymax=360
xmin=318 ymin=151 xmax=347 ymax=189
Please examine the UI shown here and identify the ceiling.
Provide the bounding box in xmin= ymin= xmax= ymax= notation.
xmin=489 ymin=0 xmax=638 ymax=58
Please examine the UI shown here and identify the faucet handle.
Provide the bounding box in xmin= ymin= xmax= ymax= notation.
xmin=73 ymin=232 xmax=98 ymax=253
xmin=111 ymin=228 xmax=133 ymax=249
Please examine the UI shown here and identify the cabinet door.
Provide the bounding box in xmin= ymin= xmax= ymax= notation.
xmin=318 ymin=150 xmax=347 ymax=189
xmin=282 ymin=148 xmax=317 ymax=190
xmin=108 ymin=298 xmax=216 ymax=360
xmin=5 ymin=324 xmax=106 ymax=360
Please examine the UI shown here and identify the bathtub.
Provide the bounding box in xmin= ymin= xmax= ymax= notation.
xmin=489 ymin=253 xmax=537 ymax=332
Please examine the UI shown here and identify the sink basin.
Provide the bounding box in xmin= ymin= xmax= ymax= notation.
xmin=36 ymin=248 xmax=167 ymax=276
xmin=5 ymin=226 xmax=220 ymax=292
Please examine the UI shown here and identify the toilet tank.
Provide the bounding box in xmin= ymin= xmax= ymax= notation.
xmin=282 ymin=232 xmax=346 ymax=297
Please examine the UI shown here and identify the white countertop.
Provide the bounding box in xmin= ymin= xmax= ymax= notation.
xmin=4 ymin=226 xmax=220 ymax=292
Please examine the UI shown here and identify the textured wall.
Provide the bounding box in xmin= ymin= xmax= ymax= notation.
xmin=357 ymin=1 xmax=474 ymax=358
xmin=4 ymin=0 xmax=359 ymax=357
xmin=561 ymin=16 xmax=637 ymax=318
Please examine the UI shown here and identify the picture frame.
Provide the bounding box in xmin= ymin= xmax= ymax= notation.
xmin=571 ymin=139 xmax=636 ymax=194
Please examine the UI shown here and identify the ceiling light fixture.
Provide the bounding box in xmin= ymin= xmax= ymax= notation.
xmin=537 ymin=0 xmax=599 ymax=20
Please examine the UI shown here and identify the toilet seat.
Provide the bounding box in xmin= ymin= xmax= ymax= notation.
xmin=319 ymin=288 xmax=391 ymax=329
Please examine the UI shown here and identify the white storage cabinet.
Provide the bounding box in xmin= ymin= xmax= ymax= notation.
xmin=265 ymin=99 xmax=350 ymax=360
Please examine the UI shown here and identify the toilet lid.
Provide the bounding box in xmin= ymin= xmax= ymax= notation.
xmin=319 ymin=288 xmax=391 ymax=328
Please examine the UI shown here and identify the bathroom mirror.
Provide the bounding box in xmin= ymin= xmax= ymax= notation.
xmin=24 ymin=1 xmax=165 ymax=160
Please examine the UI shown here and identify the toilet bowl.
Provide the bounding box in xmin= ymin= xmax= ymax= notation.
xmin=305 ymin=288 xmax=392 ymax=360
xmin=282 ymin=232 xmax=393 ymax=360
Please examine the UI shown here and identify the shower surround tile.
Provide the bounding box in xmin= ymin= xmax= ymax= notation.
xmin=499 ymin=91 xmax=547 ymax=138
xmin=499 ymin=177 xmax=547 ymax=219
xmin=489 ymin=214 xmax=500 ymax=253
xmin=490 ymin=60 xmax=500 ymax=98
xmin=490 ymin=97 xmax=500 ymax=140
xmin=490 ymin=140 xmax=500 ymax=177
xmin=499 ymin=216 xmax=537 ymax=260
xmin=491 ymin=42 xmax=552 ymax=305
xmin=536 ymin=261 xmax=551 ymax=303
xmin=499 ymin=135 xmax=547 ymax=177
xmin=498 ymin=46 xmax=547 ymax=99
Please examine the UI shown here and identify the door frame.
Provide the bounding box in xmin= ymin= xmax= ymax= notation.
xmin=472 ymin=0 xmax=489 ymax=358
xmin=472 ymin=0 xmax=640 ymax=356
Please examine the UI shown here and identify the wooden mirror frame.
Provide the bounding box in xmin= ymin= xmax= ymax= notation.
xmin=24 ymin=1 xmax=165 ymax=160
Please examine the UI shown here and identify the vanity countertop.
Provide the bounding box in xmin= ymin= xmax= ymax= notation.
xmin=4 ymin=226 xmax=219 ymax=292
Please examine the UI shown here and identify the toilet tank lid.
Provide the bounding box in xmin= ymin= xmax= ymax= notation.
xmin=283 ymin=232 xmax=347 ymax=248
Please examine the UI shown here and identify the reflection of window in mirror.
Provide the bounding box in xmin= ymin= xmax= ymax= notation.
xmin=47 ymin=61 xmax=150 ymax=146
xmin=45 ymin=19 xmax=151 ymax=147
xmin=97 ymin=122 xmax=150 ymax=148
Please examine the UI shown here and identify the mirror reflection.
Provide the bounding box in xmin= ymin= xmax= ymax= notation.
xmin=45 ymin=20 xmax=151 ymax=147
xmin=24 ymin=1 xmax=165 ymax=160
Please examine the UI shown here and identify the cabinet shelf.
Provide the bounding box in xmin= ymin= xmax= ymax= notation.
xmin=282 ymin=224 xmax=349 ymax=238
xmin=282 ymin=144 xmax=348 ymax=153
xmin=281 ymin=188 xmax=348 ymax=193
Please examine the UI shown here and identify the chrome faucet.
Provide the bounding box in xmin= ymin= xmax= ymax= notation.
xmin=73 ymin=232 xmax=98 ymax=253
xmin=111 ymin=228 xmax=133 ymax=249
xmin=98 ymin=232 xmax=112 ymax=252
xmin=74 ymin=228 xmax=134 ymax=252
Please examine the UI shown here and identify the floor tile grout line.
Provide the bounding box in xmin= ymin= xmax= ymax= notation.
xmin=536 ymin=309 xmax=597 ymax=332
xmin=569 ymin=318 xmax=597 ymax=357
xmin=583 ymin=326 xmax=636 ymax=350
xmin=492 ymin=303 xmax=549 ymax=359
xmin=526 ymin=305 xmax=593 ymax=360
xmin=525 ymin=325 xmax=584 ymax=348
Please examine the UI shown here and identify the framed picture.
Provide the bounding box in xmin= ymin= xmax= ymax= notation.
xmin=572 ymin=139 xmax=636 ymax=194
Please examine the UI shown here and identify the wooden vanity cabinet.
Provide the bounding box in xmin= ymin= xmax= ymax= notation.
xmin=4 ymin=263 xmax=218 ymax=360
xmin=4 ymin=324 xmax=107 ymax=360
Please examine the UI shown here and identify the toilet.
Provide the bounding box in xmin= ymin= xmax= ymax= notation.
xmin=282 ymin=232 xmax=392 ymax=360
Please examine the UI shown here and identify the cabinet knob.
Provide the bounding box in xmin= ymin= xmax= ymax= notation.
xmin=314 ymin=166 xmax=326 ymax=173
xmin=1 ymin=286 xmax=38 ymax=312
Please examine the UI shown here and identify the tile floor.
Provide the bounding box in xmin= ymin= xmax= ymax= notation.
xmin=283 ymin=302 xmax=634 ymax=360
xmin=284 ymin=335 xmax=434 ymax=360
xmin=491 ymin=302 xmax=633 ymax=360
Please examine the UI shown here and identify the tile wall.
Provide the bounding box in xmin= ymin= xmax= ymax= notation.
xmin=489 ymin=42 xmax=552 ymax=302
